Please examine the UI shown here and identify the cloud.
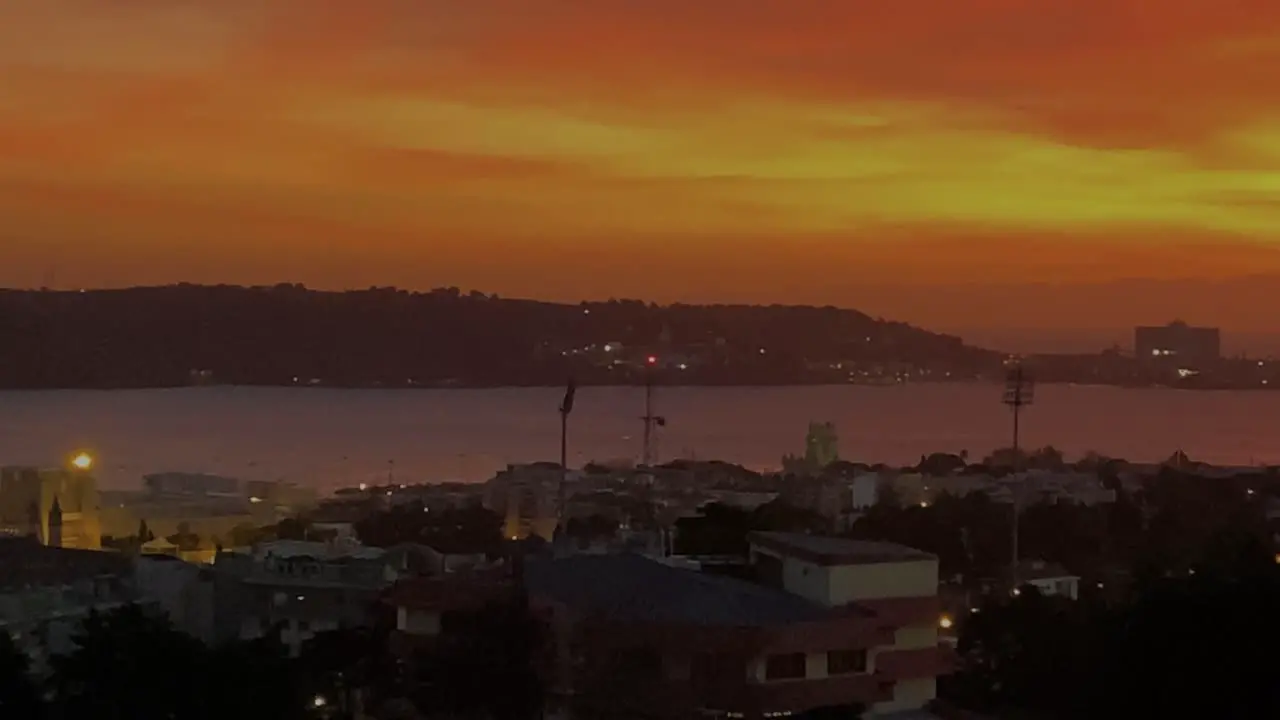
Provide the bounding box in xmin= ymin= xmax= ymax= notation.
xmin=2 ymin=0 xmax=1280 ymax=326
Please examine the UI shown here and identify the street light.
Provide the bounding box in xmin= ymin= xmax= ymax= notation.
xmin=70 ymin=452 xmax=94 ymax=471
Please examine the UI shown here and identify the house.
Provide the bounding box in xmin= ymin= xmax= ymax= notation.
xmin=1012 ymin=560 xmax=1080 ymax=600
xmin=210 ymin=538 xmax=396 ymax=655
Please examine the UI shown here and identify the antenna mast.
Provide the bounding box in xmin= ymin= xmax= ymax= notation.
xmin=641 ymin=356 xmax=666 ymax=465
xmin=1001 ymin=360 xmax=1035 ymax=589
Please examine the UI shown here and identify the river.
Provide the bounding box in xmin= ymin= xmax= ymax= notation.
xmin=1 ymin=384 xmax=1276 ymax=491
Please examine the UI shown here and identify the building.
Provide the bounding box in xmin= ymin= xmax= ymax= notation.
xmin=1134 ymin=321 xmax=1221 ymax=367
xmin=0 ymin=466 xmax=101 ymax=550
xmin=143 ymin=472 xmax=241 ymax=499
xmin=392 ymin=533 xmax=950 ymax=719
xmin=210 ymin=538 xmax=395 ymax=655
xmin=133 ymin=554 xmax=217 ymax=642
xmin=484 ymin=463 xmax=565 ymax=540
xmin=1011 ymin=560 xmax=1080 ymax=601
xmin=0 ymin=537 xmax=139 ymax=672
xmin=748 ymin=533 xmax=950 ymax=716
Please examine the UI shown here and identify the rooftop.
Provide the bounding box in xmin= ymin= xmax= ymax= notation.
xmin=749 ymin=532 xmax=936 ymax=566
xmin=0 ymin=537 xmax=131 ymax=590
xmin=524 ymin=553 xmax=831 ymax=627
xmin=1014 ymin=560 xmax=1077 ymax=582
xmin=253 ymin=539 xmax=386 ymax=561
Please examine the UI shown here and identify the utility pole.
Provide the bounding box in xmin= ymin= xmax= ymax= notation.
xmin=640 ymin=356 xmax=666 ymax=466
xmin=1002 ymin=361 xmax=1035 ymax=591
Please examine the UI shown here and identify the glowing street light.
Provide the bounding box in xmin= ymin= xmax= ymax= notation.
xmin=938 ymin=614 xmax=954 ymax=630
xmin=70 ymin=452 xmax=94 ymax=471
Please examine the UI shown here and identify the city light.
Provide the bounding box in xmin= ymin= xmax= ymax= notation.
xmin=70 ymin=452 xmax=93 ymax=471
xmin=646 ymin=355 xmax=658 ymax=365
xmin=938 ymin=614 xmax=954 ymax=630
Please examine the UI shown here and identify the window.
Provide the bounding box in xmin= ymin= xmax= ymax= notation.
xmin=827 ymin=649 xmax=867 ymax=675
xmin=764 ymin=652 xmax=806 ymax=681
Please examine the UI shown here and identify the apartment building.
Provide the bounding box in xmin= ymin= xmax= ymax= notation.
xmin=390 ymin=533 xmax=950 ymax=719
xmin=210 ymin=539 xmax=394 ymax=655
xmin=0 ymin=537 xmax=139 ymax=673
xmin=747 ymin=532 xmax=950 ymax=716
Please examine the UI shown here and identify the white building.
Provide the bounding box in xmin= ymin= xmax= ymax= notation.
xmin=1013 ymin=560 xmax=1080 ymax=600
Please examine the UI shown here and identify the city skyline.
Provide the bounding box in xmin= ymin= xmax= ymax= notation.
xmin=3 ymin=1 xmax=1280 ymax=337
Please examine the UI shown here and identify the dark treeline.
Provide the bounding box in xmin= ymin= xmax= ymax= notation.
xmin=944 ymin=532 xmax=1280 ymax=718
xmin=0 ymin=285 xmax=994 ymax=388
xmin=674 ymin=468 xmax=1280 ymax=717
xmin=0 ymin=595 xmax=543 ymax=720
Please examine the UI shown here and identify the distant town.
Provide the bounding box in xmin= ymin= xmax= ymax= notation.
xmin=1 ymin=285 xmax=1275 ymax=390
xmin=3 ymin=428 xmax=1278 ymax=718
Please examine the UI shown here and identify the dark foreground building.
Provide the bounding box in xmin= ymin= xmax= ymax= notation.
xmin=391 ymin=533 xmax=951 ymax=719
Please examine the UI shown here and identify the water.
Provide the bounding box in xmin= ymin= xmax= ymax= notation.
xmin=1 ymin=384 xmax=1276 ymax=491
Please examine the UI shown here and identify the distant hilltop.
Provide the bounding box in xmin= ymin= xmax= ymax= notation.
xmin=0 ymin=285 xmax=998 ymax=389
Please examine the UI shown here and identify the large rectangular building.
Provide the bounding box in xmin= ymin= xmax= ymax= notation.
xmin=1134 ymin=321 xmax=1221 ymax=367
xmin=390 ymin=533 xmax=951 ymax=719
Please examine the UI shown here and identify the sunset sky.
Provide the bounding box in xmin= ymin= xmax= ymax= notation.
xmin=2 ymin=1 xmax=1279 ymax=343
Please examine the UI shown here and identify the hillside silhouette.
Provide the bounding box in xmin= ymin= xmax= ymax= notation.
xmin=0 ymin=285 xmax=999 ymax=389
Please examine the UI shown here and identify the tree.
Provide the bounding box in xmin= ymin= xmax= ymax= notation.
xmin=166 ymin=521 xmax=201 ymax=552
xmin=46 ymin=605 xmax=305 ymax=720
xmin=229 ymin=521 xmax=268 ymax=548
xmin=47 ymin=605 xmax=211 ymax=720
xmin=297 ymin=627 xmax=400 ymax=716
xmin=944 ymin=589 xmax=1110 ymax=718
xmin=409 ymin=593 xmax=545 ymax=719
xmin=275 ymin=517 xmax=311 ymax=541
xmin=355 ymin=501 xmax=503 ymax=555
xmin=0 ymin=633 xmax=43 ymax=719
xmin=945 ymin=530 xmax=1280 ymax=718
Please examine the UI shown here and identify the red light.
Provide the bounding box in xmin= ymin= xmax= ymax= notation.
xmin=646 ymin=355 xmax=658 ymax=365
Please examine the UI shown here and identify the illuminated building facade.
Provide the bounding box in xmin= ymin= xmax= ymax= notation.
xmin=0 ymin=466 xmax=101 ymax=550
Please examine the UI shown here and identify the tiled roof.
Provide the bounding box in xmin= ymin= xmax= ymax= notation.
xmin=750 ymin=532 xmax=935 ymax=565
xmin=524 ymin=554 xmax=829 ymax=626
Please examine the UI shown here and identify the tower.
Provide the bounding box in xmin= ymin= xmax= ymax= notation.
xmin=48 ymin=497 xmax=63 ymax=548
xmin=640 ymin=356 xmax=666 ymax=466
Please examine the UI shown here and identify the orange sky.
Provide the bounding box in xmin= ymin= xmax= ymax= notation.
xmin=2 ymin=0 xmax=1280 ymax=338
